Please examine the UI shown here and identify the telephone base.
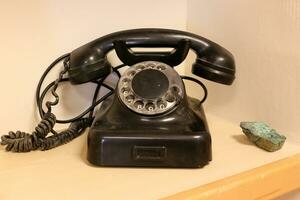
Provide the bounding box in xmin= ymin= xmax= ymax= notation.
xmin=87 ymin=130 xmax=211 ymax=168
xmin=87 ymin=96 xmax=212 ymax=168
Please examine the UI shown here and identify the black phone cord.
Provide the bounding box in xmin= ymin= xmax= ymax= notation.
xmin=181 ymin=76 xmax=208 ymax=104
xmin=1 ymin=55 xmax=127 ymax=152
xmin=0 ymin=55 xmax=90 ymax=152
xmin=0 ymin=112 xmax=91 ymax=152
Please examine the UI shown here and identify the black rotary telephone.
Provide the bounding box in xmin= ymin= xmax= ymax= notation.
xmin=1 ymin=29 xmax=235 ymax=168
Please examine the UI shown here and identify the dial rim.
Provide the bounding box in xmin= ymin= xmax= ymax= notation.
xmin=117 ymin=61 xmax=184 ymax=115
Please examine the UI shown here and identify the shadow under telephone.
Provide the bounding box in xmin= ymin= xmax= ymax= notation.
xmin=1 ymin=29 xmax=235 ymax=168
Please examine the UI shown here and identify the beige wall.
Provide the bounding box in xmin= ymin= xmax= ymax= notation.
xmin=187 ymin=0 xmax=300 ymax=143
xmin=0 ymin=0 xmax=187 ymax=131
xmin=0 ymin=0 xmax=299 ymax=143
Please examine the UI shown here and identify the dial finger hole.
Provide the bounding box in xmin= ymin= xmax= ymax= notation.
xmin=122 ymin=78 xmax=130 ymax=83
xmin=157 ymin=100 xmax=167 ymax=109
xmin=121 ymin=87 xmax=130 ymax=95
xmin=128 ymin=70 xmax=136 ymax=76
xmin=170 ymin=86 xmax=180 ymax=94
xmin=146 ymin=63 xmax=155 ymax=68
xmin=156 ymin=65 xmax=166 ymax=70
xmin=122 ymin=78 xmax=131 ymax=86
xmin=134 ymin=100 xmax=144 ymax=110
xmin=145 ymin=102 xmax=155 ymax=111
xmin=136 ymin=65 xmax=145 ymax=71
xmin=125 ymin=95 xmax=135 ymax=103
xmin=165 ymin=92 xmax=176 ymax=103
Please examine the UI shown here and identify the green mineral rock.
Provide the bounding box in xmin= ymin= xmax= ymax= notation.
xmin=240 ymin=122 xmax=286 ymax=152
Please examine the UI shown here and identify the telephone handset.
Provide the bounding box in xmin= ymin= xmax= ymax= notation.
xmin=69 ymin=29 xmax=235 ymax=85
xmin=1 ymin=29 xmax=235 ymax=168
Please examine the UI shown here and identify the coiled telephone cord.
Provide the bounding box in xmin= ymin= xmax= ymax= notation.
xmin=0 ymin=54 xmax=94 ymax=152
xmin=40 ymin=117 xmax=91 ymax=151
xmin=0 ymin=112 xmax=91 ymax=152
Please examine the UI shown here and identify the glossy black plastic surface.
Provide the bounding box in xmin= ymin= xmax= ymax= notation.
xmin=68 ymin=58 xmax=111 ymax=84
xmin=87 ymin=95 xmax=212 ymax=168
xmin=192 ymin=58 xmax=235 ymax=85
xmin=114 ymin=39 xmax=190 ymax=66
xmin=69 ymin=28 xmax=235 ymax=85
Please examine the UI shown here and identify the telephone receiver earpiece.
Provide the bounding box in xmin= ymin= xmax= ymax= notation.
xmin=68 ymin=28 xmax=235 ymax=85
